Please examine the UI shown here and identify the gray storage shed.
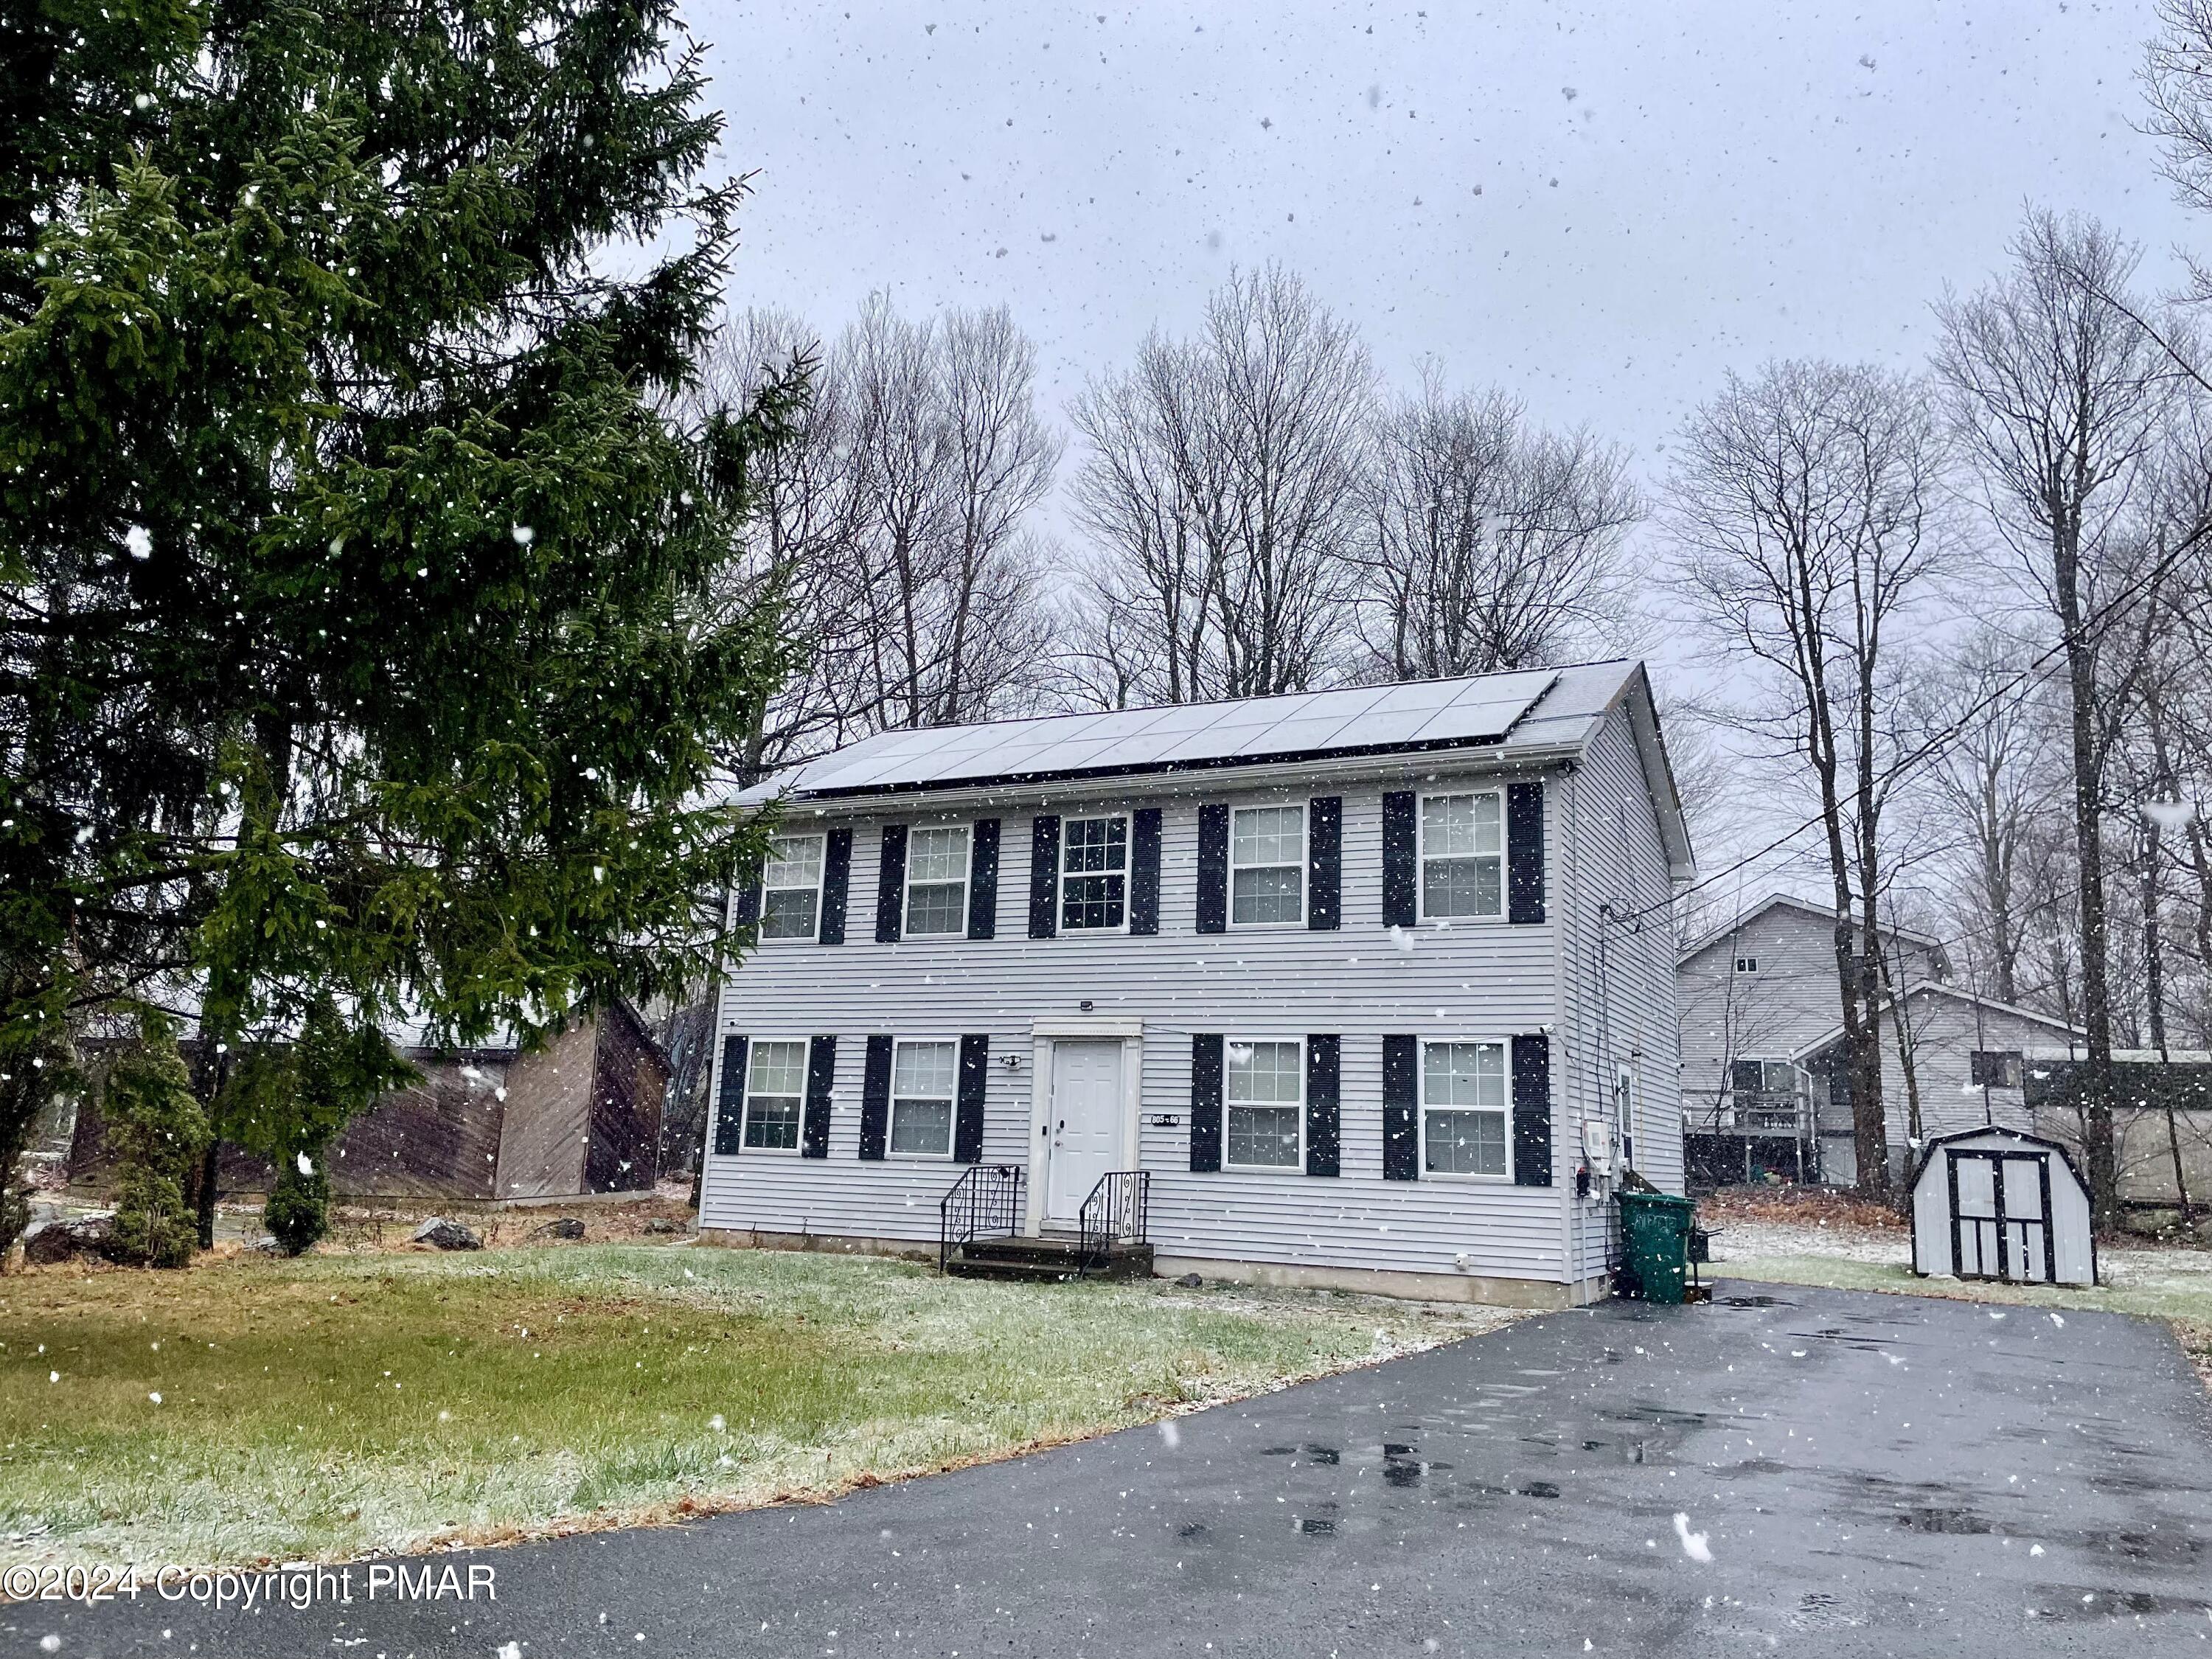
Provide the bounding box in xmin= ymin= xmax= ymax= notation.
xmin=1910 ymin=1126 xmax=2096 ymax=1287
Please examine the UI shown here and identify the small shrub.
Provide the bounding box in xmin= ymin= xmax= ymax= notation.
xmin=105 ymin=1017 xmax=209 ymax=1268
xmin=263 ymin=1147 xmax=330 ymax=1256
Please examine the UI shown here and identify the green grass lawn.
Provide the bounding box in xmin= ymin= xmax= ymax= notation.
xmin=1718 ymin=1251 xmax=2212 ymax=1390
xmin=0 ymin=1244 xmax=1507 ymax=1570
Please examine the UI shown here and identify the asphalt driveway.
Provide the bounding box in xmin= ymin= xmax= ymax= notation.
xmin=18 ymin=1280 xmax=2212 ymax=1658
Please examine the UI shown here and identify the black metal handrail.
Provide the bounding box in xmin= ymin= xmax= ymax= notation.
xmin=1077 ymin=1169 xmax=1151 ymax=1277
xmin=939 ymin=1163 xmax=1023 ymax=1271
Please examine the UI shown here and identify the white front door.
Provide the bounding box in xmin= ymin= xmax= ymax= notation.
xmin=1046 ymin=1040 xmax=1124 ymax=1226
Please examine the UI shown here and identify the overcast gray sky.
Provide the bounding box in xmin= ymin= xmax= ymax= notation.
xmin=697 ymin=1 xmax=2191 ymax=459
xmin=689 ymin=0 xmax=2201 ymax=899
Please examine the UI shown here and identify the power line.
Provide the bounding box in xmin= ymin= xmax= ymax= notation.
xmin=1626 ymin=513 xmax=2212 ymax=928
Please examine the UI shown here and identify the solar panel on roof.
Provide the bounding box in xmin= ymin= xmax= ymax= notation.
xmin=771 ymin=667 xmax=1570 ymax=798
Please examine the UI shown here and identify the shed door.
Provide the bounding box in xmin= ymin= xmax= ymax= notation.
xmin=1950 ymin=1150 xmax=2055 ymax=1284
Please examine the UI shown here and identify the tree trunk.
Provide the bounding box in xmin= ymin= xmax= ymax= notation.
xmin=2055 ymin=516 xmax=2120 ymax=1230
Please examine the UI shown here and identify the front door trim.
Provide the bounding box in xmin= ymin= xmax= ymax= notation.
xmin=1026 ymin=1022 xmax=1143 ymax=1236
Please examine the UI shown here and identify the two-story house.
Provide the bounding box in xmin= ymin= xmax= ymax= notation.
xmin=698 ymin=661 xmax=1693 ymax=1309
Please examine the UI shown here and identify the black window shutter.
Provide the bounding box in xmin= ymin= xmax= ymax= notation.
xmin=731 ymin=876 xmax=761 ymax=931
xmin=874 ymin=826 xmax=908 ymax=943
xmin=1507 ymin=781 xmax=1545 ymax=924
xmin=801 ymin=1034 xmax=836 ymax=1159
xmin=1195 ymin=804 xmax=1229 ymax=933
xmin=713 ymin=1035 xmax=748 ymax=1156
xmin=1189 ymin=1033 xmax=1223 ymax=1172
xmin=1381 ymin=792 xmax=1416 ymax=928
xmin=954 ymin=1034 xmax=990 ymax=1162
xmin=967 ymin=818 xmax=1001 ymax=940
xmin=1027 ymin=815 xmax=1060 ymax=938
xmin=1305 ymin=1034 xmax=1340 ymax=1177
xmin=1307 ymin=796 xmax=1341 ymax=931
xmin=858 ymin=1034 xmax=893 ymax=1160
xmin=1382 ymin=1033 xmax=1418 ymax=1180
xmin=1130 ymin=807 xmax=1164 ymax=935
xmin=819 ymin=826 xmax=852 ymax=945
xmin=1512 ymin=1032 xmax=1553 ymax=1187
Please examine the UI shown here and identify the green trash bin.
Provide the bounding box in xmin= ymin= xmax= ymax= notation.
xmin=1618 ymin=1190 xmax=1695 ymax=1305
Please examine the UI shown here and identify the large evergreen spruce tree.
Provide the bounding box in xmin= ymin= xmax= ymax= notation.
xmin=0 ymin=0 xmax=795 ymax=1244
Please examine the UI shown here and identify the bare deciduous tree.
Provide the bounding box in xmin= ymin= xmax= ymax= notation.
xmin=1934 ymin=209 xmax=2174 ymax=1224
xmin=1908 ymin=630 xmax=2062 ymax=1006
xmin=1351 ymin=371 xmax=1641 ymax=680
xmin=688 ymin=298 xmax=1061 ymax=772
xmin=1066 ymin=265 xmax=1372 ymax=705
xmin=1667 ymin=361 xmax=1948 ymax=1196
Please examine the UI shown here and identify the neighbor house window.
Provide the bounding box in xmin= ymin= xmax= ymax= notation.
xmin=1734 ymin=955 xmax=1759 ymax=973
xmin=742 ymin=1040 xmax=808 ymax=1150
xmin=1231 ymin=804 xmax=1305 ymax=925
xmin=1419 ymin=791 xmax=1504 ymax=919
xmin=889 ymin=1039 xmax=958 ymax=1157
xmin=1970 ymin=1049 xmax=2024 ymax=1089
xmin=1422 ymin=1040 xmax=1508 ymax=1178
xmin=1225 ymin=1039 xmax=1303 ymax=1169
xmin=904 ymin=824 xmax=971 ymax=936
xmin=759 ymin=834 xmax=824 ymax=941
xmin=1061 ymin=814 xmax=1129 ymax=931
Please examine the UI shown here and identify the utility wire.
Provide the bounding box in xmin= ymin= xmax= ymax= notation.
xmin=1624 ymin=512 xmax=2212 ymax=928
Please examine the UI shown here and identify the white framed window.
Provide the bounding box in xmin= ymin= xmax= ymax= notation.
xmin=1225 ymin=1038 xmax=1304 ymax=1170
xmin=1734 ymin=955 xmax=1759 ymax=974
xmin=759 ymin=834 xmax=825 ymax=941
xmin=1421 ymin=1040 xmax=1509 ymax=1179
xmin=889 ymin=1038 xmax=959 ymax=1157
xmin=1060 ymin=813 xmax=1130 ymax=931
xmin=904 ymin=824 xmax=971 ymax=936
xmin=1419 ymin=790 xmax=1505 ymax=921
xmin=1230 ymin=804 xmax=1305 ymax=926
xmin=742 ymin=1039 xmax=809 ymax=1152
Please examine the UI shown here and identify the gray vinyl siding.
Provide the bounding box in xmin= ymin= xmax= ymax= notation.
xmin=1677 ymin=904 xmax=1945 ymax=1107
xmin=1879 ymin=993 xmax=2075 ymax=1147
xmin=1560 ymin=705 xmax=1685 ymax=1279
xmin=700 ymin=778 xmax=1577 ymax=1283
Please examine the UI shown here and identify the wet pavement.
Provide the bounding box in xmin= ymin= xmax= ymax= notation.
xmin=20 ymin=1280 xmax=2212 ymax=1657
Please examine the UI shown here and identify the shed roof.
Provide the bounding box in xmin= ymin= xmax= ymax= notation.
xmin=741 ymin=659 xmax=1694 ymax=875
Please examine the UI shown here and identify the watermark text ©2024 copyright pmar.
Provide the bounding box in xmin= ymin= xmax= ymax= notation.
xmin=3 ymin=1561 xmax=497 ymax=1609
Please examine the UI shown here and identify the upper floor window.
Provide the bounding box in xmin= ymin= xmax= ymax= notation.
xmin=1970 ymin=1049 xmax=2024 ymax=1089
xmin=1231 ymin=804 xmax=1304 ymax=925
xmin=1225 ymin=1039 xmax=1303 ymax=1169
xmin=1061 ymin=813 xmax=1129 ymax=931
xmin=905 ymin=825 xmax=971 ymax=936
xmin=742 ymin=1040 xmax=807 ymax=1150
xmin=890 ymin=1039 xmax=958 ymax=1156
xmin=1419 ymin=790 xmax=1503 ymax=920
xmin=1422 ymin=1040 xmax=1509 ymax=1178
xmin=760 ymin=835 xmax=824 ymax=941
xmin=1734 ymin=955 xmax=1759 ymax=974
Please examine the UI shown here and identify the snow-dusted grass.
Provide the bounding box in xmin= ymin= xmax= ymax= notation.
xmin=0 ymin=1244 xmax=1517 ymax=1571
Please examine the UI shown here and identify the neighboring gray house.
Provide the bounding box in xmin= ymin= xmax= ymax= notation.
xmin=1676 ymin=891 xmax=2084 ymax=1186
xmin=1795 ymin=984 xmax=2081 ymax=1187
xmin=696 ymin=661 xmax=1693 ymax=1308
